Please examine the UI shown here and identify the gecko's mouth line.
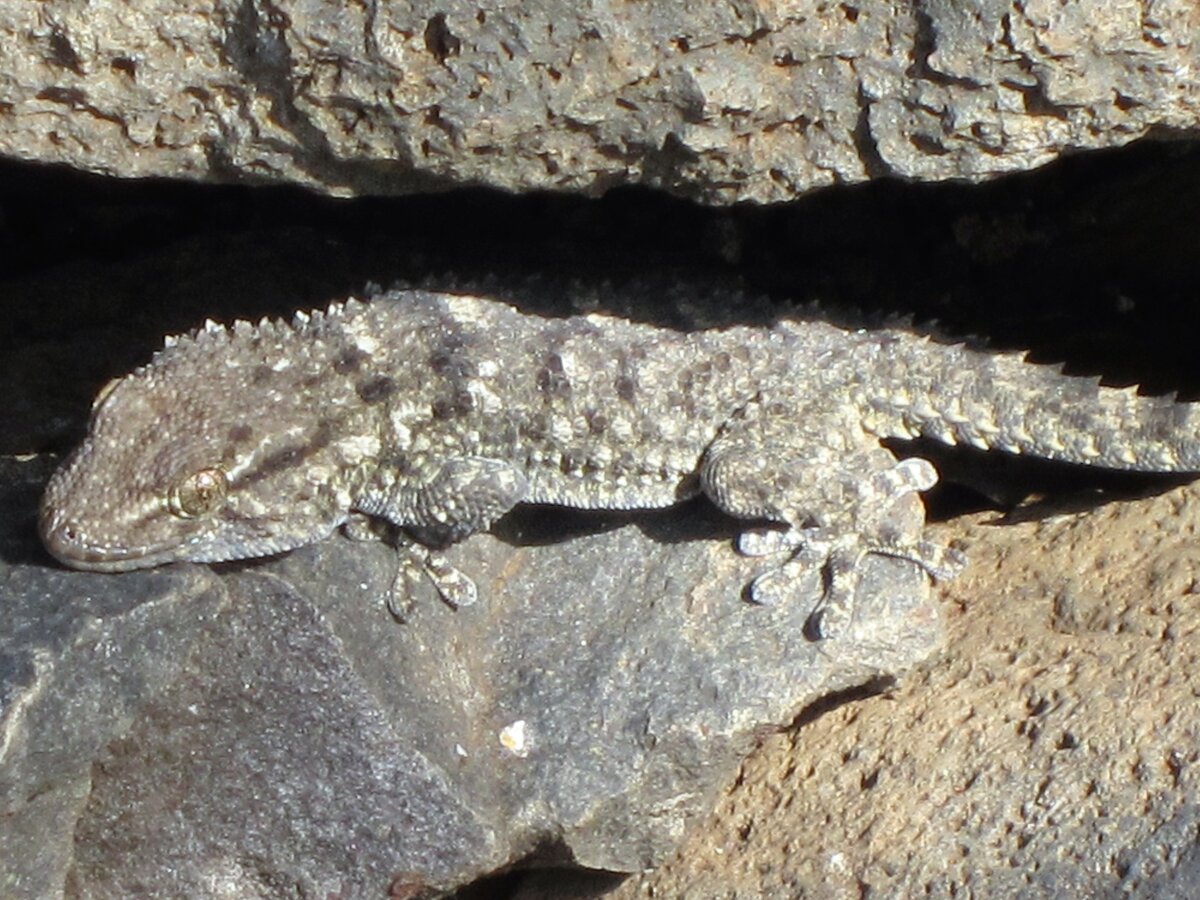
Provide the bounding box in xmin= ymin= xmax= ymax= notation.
xmin=38 ymin=502 xmax=203 ymax=571
xmin=39 ymin=521 xmax=185 ymax=572
xmin=39 ymin=505 xmax=330 ymax=573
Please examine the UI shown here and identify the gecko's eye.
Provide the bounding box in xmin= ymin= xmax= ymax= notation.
xmin=168 ymin=467 xmax=229 ymax=518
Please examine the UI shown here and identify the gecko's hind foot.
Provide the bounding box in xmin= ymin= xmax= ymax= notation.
xmin=748 ymin=530 xmax=965 ymax=641
xmin=748 ymin=551 xmax=855 ymax=640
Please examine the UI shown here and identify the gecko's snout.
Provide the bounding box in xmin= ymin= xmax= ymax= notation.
xmin=38 ymin=497 xmax=132 ymax=571
xmin=38 ymin=503 xmax=88 ymax=565
xmin=38 ymin=512 xmax=147 ymax=571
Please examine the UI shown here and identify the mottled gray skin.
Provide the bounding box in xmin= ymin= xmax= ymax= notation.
xmin=39 ymin=290 xmax=1200 ymax=631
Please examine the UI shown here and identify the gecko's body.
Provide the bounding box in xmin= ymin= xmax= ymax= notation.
xmin=39 ymin=290 xmax=1200 ymax=630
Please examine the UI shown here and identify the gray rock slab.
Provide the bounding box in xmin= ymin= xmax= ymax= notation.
xmin=2 ymin=460 xmax=941 ymax=895
xmin=1 ymin=0 xmax=1197 ymax=202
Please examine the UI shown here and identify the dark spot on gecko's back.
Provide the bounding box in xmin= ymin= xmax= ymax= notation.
xmin=429 ymin=346 xmax=475 ymax=378
xmin=585 ymin=408 xmax=608 ymax=434
xmin=334 ymin=347 xmax=370 ymax=374
xmin=228 ymin=424 xmax=254 ymax=444
xmin=523 ymin=414 xmax=549 ymax=442
xmin=432 ymin=390 xmax=475 ymax=419
xmin=357 ymin=376 xmax=397 ymax=404
xmin=429 ymin=350 xmax=454 ymax=375
xmin=251 ymin=365 xmax=274 ymax=386
xmin=536 ymin=367 xmax=572 ymax=399
xmin=616 ymin=376 xmax=636 ymax=402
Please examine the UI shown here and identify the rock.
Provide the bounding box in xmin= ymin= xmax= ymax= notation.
xmin=1 ymin=0 xmax=1196 ymax=202
xmin=1 ymin=465 xmax=939 ymax=895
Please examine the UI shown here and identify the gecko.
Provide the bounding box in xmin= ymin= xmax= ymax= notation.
xmin=38 ymin=289 xmax=1200 ymax=634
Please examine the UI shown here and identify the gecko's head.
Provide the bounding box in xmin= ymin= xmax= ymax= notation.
xmin=40 ymin=314 xmax=379 ymax=572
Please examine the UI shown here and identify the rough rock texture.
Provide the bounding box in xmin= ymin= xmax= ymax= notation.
xmin=1 ymin=0 xmax=1198 ymax=202
xmin=609 ymin=482 xmax=1200 ymax=898
xmin=1 ymin=457 xmax=938 ymax=897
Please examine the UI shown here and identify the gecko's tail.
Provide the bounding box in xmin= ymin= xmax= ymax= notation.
xmin=860 ymin=333 xmax=1200 ymax=473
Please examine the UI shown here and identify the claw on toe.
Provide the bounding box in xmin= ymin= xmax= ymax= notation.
xmin=748 ymin=567 xmax=791 ymax=606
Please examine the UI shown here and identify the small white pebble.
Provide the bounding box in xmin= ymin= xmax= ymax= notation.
xmin=499 ymin=719 xmax=529 ymax=757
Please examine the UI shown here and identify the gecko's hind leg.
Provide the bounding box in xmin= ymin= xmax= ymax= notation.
xmin=741 ymin=457 xmax=963 ymax=638
xmin=702 ymin=401 xmax=959 ymax=639
xmin=737 ymin=458 xmax=942 ymax=556
xmin=342 ymin=514 xmax=477 ymax=620
xmin=741 ymin=457 xmax=962 ymax=581
xmin=748 ymin=459 xmax=963 ymax=638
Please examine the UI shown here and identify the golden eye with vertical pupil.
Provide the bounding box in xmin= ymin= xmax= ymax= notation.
xmin=168 ymin=467 xmax=229 ymax=518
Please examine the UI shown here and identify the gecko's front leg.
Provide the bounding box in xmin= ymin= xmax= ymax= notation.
xmin=352 ymin=456 xmax=529 ymax=619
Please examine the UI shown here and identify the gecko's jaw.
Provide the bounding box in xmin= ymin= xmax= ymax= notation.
xmin=38 ymin=506 xmax=179 ymax=572
xmin=39 ymin=498 xmax=339 ymax=572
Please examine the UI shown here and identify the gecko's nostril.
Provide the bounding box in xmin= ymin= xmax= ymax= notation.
xmin=38 ymin=505 xmax=83 ymax=557
xmin=48 ymin=519 xmax=76 ymax=548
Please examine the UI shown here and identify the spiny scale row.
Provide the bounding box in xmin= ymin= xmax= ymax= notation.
xmin=160 ymin=296 xmax=372 ymax=351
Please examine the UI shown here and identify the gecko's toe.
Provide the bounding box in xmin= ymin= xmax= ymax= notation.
xmin=426 ymin=559 xmax=478 ymax=609
xmin=747 ymin=558 xmax=821 ymax=607
xmin=737 ymin=526 xmax=802 ymax=557
xmin=385 ymin=539 xmax=479 ymax=617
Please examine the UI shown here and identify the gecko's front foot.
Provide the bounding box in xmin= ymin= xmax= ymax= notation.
xmin=384 ymin=539 xmax=478 ymax=621
xmin=342 ymin=515 xmax=478 ymax=620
